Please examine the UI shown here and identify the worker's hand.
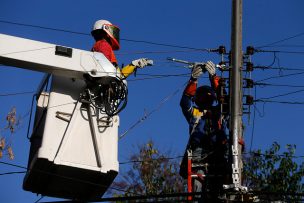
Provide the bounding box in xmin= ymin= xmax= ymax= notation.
xmin=191 ymin=63 xmax=204 ymax=80
xmin=205 ymin=61 xmax=216 ymax=76
xmin=131 ymin=58 xmax=153 ymax=68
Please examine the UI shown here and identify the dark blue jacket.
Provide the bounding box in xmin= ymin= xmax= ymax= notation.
xmin=180 ymin=79 xmax=228 ymax=151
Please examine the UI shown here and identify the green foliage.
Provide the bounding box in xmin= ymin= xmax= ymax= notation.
xmin=111 ymin=140 xmax=186 ymax=199
xmin=243 ymin=142 xmax=304 ymax=202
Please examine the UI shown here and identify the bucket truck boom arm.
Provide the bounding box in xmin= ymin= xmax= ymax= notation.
xmin=0 ymin=33 xmax=116 ymax=79
xmin=0 ymin=33 xmax=127 ymax=116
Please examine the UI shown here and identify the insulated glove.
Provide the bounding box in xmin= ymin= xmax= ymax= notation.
xmin=205 ymin=61 xmax=216 ymax=76
xmin=131 ymin=58 xmax=153 ymax=68
xmin=191 ymin=63 xmax=204 ymax=79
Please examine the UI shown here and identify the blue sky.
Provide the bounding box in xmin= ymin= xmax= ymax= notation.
xmin=1 ymin=0 xmax=304 ymax=202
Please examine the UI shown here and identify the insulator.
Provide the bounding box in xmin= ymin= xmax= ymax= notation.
xmin=219 ymin=45 xmax=226 ymax=54
xmin=219 ymin=61 xmax=226 ymax=65
xmin=246 ymin=46 xmax=255 ymax=55
xmin=245 ymin=95 xmax=254 ymax=105
xmin=246 ymin=62 xmax=254 ymax=72
xmin=244 ymin=79 xmax=254 ymax=88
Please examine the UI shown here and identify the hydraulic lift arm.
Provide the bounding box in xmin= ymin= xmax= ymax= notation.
xmin=0 ymin=33 xmax=127 ymax=116
xmin=0 ymin=33 xmax=117 ymax=79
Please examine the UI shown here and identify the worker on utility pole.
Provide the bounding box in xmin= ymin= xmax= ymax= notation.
xmin=180 ymin=62 xmax=229 ymax=201
xmin=91 ymin=19 xmax=152 ymax=78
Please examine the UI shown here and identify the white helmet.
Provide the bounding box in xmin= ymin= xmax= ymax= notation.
xmin=91 ymin=19 xmax=120 ymax=50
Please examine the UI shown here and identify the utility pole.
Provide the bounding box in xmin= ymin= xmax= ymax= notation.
xmin=228 ymin=0 xmax=246 ymax=191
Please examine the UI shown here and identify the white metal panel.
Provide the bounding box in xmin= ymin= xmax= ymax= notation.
xmin=36 ymin=75 xmax=119 ymax=172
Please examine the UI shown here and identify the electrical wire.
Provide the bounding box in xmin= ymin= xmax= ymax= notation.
xmin=0 ymin=160 xmax=27 ymax=169
xmin=0 ymin=91 xmax=35 ymax=97
xmin=119 ymin=81 xmax=187 ymax=139
xmin=0 ymin=171 xmax=26 ymax=175
xmin=244 ymin=151 xmax=304 ymax=159
xmin=261 ymin=44 xmax=304 ymax=48
xmin=0 ymin=47 xmax=55 ymax=56
xmin=119 ymin=155 xmax=184 ymax=165
xmin=256 ymin=50 xmax=304 ymax=55
xmin=41 ymin=192 xmax=203 ymax=203
xmin=40 ymin=193 xmax=304 ymax=203
xmin=255 ymin=99 xmax=304 ymax=105
xmin=257 ymin=89 xmax=304 ymax=100
xmin=121 ymin=38 xmax=210 ymax=51
xmin=0 ymin=19 xmax=212 ymax=51
xmin=116 ymin=49 xmax=205 ymax=55
xmin=1 ymin=65 xmax=190 ymax=82
xmin=256 ymin=71 xmax=304 ymax=82
xmin=76 ymin=192 xmax=203 ymax=203
xmin=255 ymin=82 xmax=304 ymax=88
xmin=254 ymin=66 xmax=304 ymax=72
xmin=256 ymin=31 xmax=304 ymax=49
xmin=128 ymin=73 xmax=190 ymax=82
xmin=34 ymin=196 xmax=44 ymax=203
xmin=0 ymin=160 xmax=137 ymax=195
xmin=0 ymin=20 xmax=89 ymax=36
xmin=2 ymin=153 xmax=304 ymax=202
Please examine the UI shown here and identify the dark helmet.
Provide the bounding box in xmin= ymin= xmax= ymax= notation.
xmin=194 ymin=85 xmax=216 ymax=108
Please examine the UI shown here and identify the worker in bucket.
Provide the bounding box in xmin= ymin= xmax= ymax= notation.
xmin=91 ymin=19 xmax=153 ymax=78
xmin=180 ymin=61 xmax=229 ymax=201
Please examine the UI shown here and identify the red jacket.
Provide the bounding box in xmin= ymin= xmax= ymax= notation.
xmin=92 ymin=40 xmax=117 ymax=64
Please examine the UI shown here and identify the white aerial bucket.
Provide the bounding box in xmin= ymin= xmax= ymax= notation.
xmin=23 ymin=75 xmax=119 ymax=200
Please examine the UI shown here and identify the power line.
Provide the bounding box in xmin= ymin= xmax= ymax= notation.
xmin=121 ymin=38 xmax=210 ymax=51
xmin=0 ymin=20 xmax=89 ymax=36
xmin=244 ymin=151 xmax=304 ymax=159
xmin=0 ymin=19 xmax=212 ymax=51
xmin=255 ymin=82 xmax=304 ymax=88
xmin=254 ymin=66 xmax=304 ymax=71
xmin=0 ymin=91 xmax=35 ymax=97
xmin=257 ymin=89 xmax=304 ymax=100
xmin=119 ymin=81 xmax=187 ymax=139
xmin=255 ymin=99 xmax=304 ymax=105
xmin=256 ymin=71 xmax=304 ymax=82
xmin=256 ymin=49 xmax=304 ymax=55
xmin=128 ymin=73 xmax=190 ymax=82
xmin=0 ymin=171 xmax=26 ymax=176
xmin=261 ymin=44 xmax=304 ymax=48
xmin=0 ymin=46 xmax=55 ymax=56
xmin=117 ymin=49 xmax=205 ymax=55
xmin=41 ymin=192 xmax=203 ymax=203
xmin=256 ymin=31 xmax=304 ymax=49
xmin=1 ymin=62 xmax=190 ymax=81
xmin=0 ymin=160 xmax=135 ymax=195
xmin=34 ymin=196 xmax=44 ymax=203
xmin=0 ymin=160 xmax=27 ymax=169
xmin=119 ymin=155 xmax=184 ymax=165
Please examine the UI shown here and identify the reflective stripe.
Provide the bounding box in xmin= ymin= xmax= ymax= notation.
xmin=192 ymin=108 xmax=202 ymax=117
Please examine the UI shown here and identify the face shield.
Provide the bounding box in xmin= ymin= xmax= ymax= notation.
xmin=103 ymin=24 xmax=120 ymax=50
